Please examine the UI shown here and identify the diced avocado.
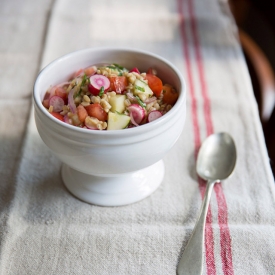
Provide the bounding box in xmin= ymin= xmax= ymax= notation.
xmin=107 ymin=112 xmax=131 ymax=130
xmin=109 ymin=94 xmax=126 ymax=113
xmin=134 ymin=79 xmax=153 ymax=97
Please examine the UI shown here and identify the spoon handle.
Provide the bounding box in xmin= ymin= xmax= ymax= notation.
xmin=177 ymin=180 xmax=216 ymax=275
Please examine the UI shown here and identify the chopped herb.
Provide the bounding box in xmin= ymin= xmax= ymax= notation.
xmin=99 ymin=86 xmax=105 ymax=97
xmin=107 ymin=65 xmax=126 ymax=76
xmin=73 ymin=89 xmax=82 ymax=99
xmin=81 ymin=74 xmax=88 ymax=87
xmin=135 ymin=85 xmax=145 ymax=92
xmin=135 ymin=96 xmax=146 ymax=108
xmin=113 ymin=63 xmax=125 ymax=70
xmin=139 ymin=80 xmax=148 ymax=85
xmin=107 ymin=66 xmax=117 ymax=70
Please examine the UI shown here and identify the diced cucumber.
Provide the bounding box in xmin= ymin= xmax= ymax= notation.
xmin=109 ymin=94 xmax=126 ymax=113
xmin=134 ymin=79 xmax=153 ymax=97
xmin=107 ymin=112 xmax=131 ymax=130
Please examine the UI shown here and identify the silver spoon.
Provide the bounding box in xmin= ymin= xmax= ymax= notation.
xmin=177 ymin=132 xmax=237 ymax=275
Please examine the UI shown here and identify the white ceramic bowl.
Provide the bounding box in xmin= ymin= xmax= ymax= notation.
xmin=33 ymin=48 xmax=186 ymax=206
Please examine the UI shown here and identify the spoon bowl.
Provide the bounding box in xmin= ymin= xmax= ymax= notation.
xmin=177 ymin=132 xmax=237 ymax=275
xmin=197 ymin=132 xmax=237 ymax=181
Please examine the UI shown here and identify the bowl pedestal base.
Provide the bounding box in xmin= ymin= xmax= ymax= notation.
xmin=61 ymin=160 xmax=164 ymax=206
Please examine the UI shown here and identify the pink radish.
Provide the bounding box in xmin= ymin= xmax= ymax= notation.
xmin=147 ymin=110 xmax=162 ymax=122
xmin=126 ymin=92 xmax=138 ymax=103
xmin=88 ymin=75 xmax=110 ymax=96
xmin=64 ymin=114 xmax=73 ymax=125
xmin=130 ymin=67 xmax=140 ymax=74
xmin=127 ymin=104 xmax=145 ymax=126
xmin=49 ymin=96 xmax=64 ymax=112
xmin=144 ymin=96 xmax=157 ymax=104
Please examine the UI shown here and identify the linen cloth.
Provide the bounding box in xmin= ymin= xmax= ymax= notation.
xmin=1 ymin=0 xmax=275 ymax=274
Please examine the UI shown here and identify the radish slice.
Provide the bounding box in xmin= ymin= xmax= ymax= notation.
xmin=49 ymin=86 xmax=56 ymax=99
xmin=129 ymin=112 xmax=139 ymax=127
xmin=144 ymin=96 xmax=157 ymax=104
xmin=130 ymin=67 xmax=140 ymax=74
xmin=127 ymin=104 xmax=145 ymax=125
xmin=147 ymin=110 xmax=162 ymax=122
xmin=64 ymin=115 xmax=71 ymax=124
xmin=47 ymin=82 xmax=70 ymax=102
xmin=126 ymin=92 xmax=138 ymax=103
xmin=49 ymin=96 xmax=64 ymax=112
xmin=88 ymin=75 xmax=110 ymax=96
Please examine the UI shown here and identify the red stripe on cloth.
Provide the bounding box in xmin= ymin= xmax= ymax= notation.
xmin=186 ymin=0 xmax=213 ymax=136
xmin=177 ymin=0 xmax=201 ymax=157
xmin=215 ymin=184 xmax=234 ymax=275
xmin=199 ymin=177 xmax=217 ymax=275
xmin=177 ymin=0 xmax=216 ymax=274
xmin=186 ymin=0 xmax=235 ymax=274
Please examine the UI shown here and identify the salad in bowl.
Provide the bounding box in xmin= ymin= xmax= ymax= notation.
xmin=42 ymin=63 xmax=179 ymax=130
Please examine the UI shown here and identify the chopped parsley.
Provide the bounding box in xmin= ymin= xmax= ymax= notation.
xmin=135 ymin=85 xmax=145 ymax=92
xmin=113 ymin=63 xmax=125 ymax=70
xmin=81 ymin=74 xmax=88 ymax=87
xmin=139 ymin=80 xmax=148 ymax=85
xmin=107 ymin=64 xmax=126 ymax=76
xmin=73 ymin=87 xmax=82 ymax=99
xmin=107 ymin=66 xmax=117 ymax=70
xmin=135 ymin=96 xmax=146 ymax=108
xmin=99 ymin=86 xmax=105 ymax=97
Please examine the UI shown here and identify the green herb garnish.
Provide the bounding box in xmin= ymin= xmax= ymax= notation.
xmin=74 ymin=90 xmax=81 ymax=99
xmin=107 ymin=64 xmax=126 ymax=76
xmin=135 ymin=85 xmax=145 ymax=92
xmin=139 ymin=80 xmax=148 ymax=85
xmin=107 ymin=65 xmax=117 ymax=70
xmin=99 ymin=86 xmax=105 ymax=97
xmin=81 ymin=74 xmax=88 ymax=87
xmin=113 ymin=63 xmax=125 ymax=70
xmin=135 ymin=96 xmax=146 ymax=108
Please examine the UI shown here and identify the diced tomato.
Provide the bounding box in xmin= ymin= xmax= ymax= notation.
xmin=55 ymin=87 xmax=68 ymax=102
xmin=42 ymin=92 xmax=50 ymax=108
xmin=77 ymin=105 xmax=88 ymax=123
xmin=130 ymin=67 xmax=140 ymax=74
xmin=85 ymin=103 xmax=108 ymax=121
xmin=51 ymin=112 xmax=64 ymax=122
xmin=146 ymin=68 xmax=156 ymax=75
xmin=162 ymin=84 xmax=179 ymax=105
xmin=144 ymin=74 xmax=163 ymax=97
xmin=108 ymin=76 xmax=128 ymax=94
xmin=84 ymin=66 xmax=97 ymax=76
xmin=72 ymin=68 xmax=84 ymax=78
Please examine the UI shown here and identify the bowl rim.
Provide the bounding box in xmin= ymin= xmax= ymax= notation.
xmin=33 ymin=47 xmax=186 ymax=136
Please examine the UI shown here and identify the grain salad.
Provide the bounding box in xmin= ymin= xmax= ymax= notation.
xmin=42 ymin=64 xmax=179 ymax=130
